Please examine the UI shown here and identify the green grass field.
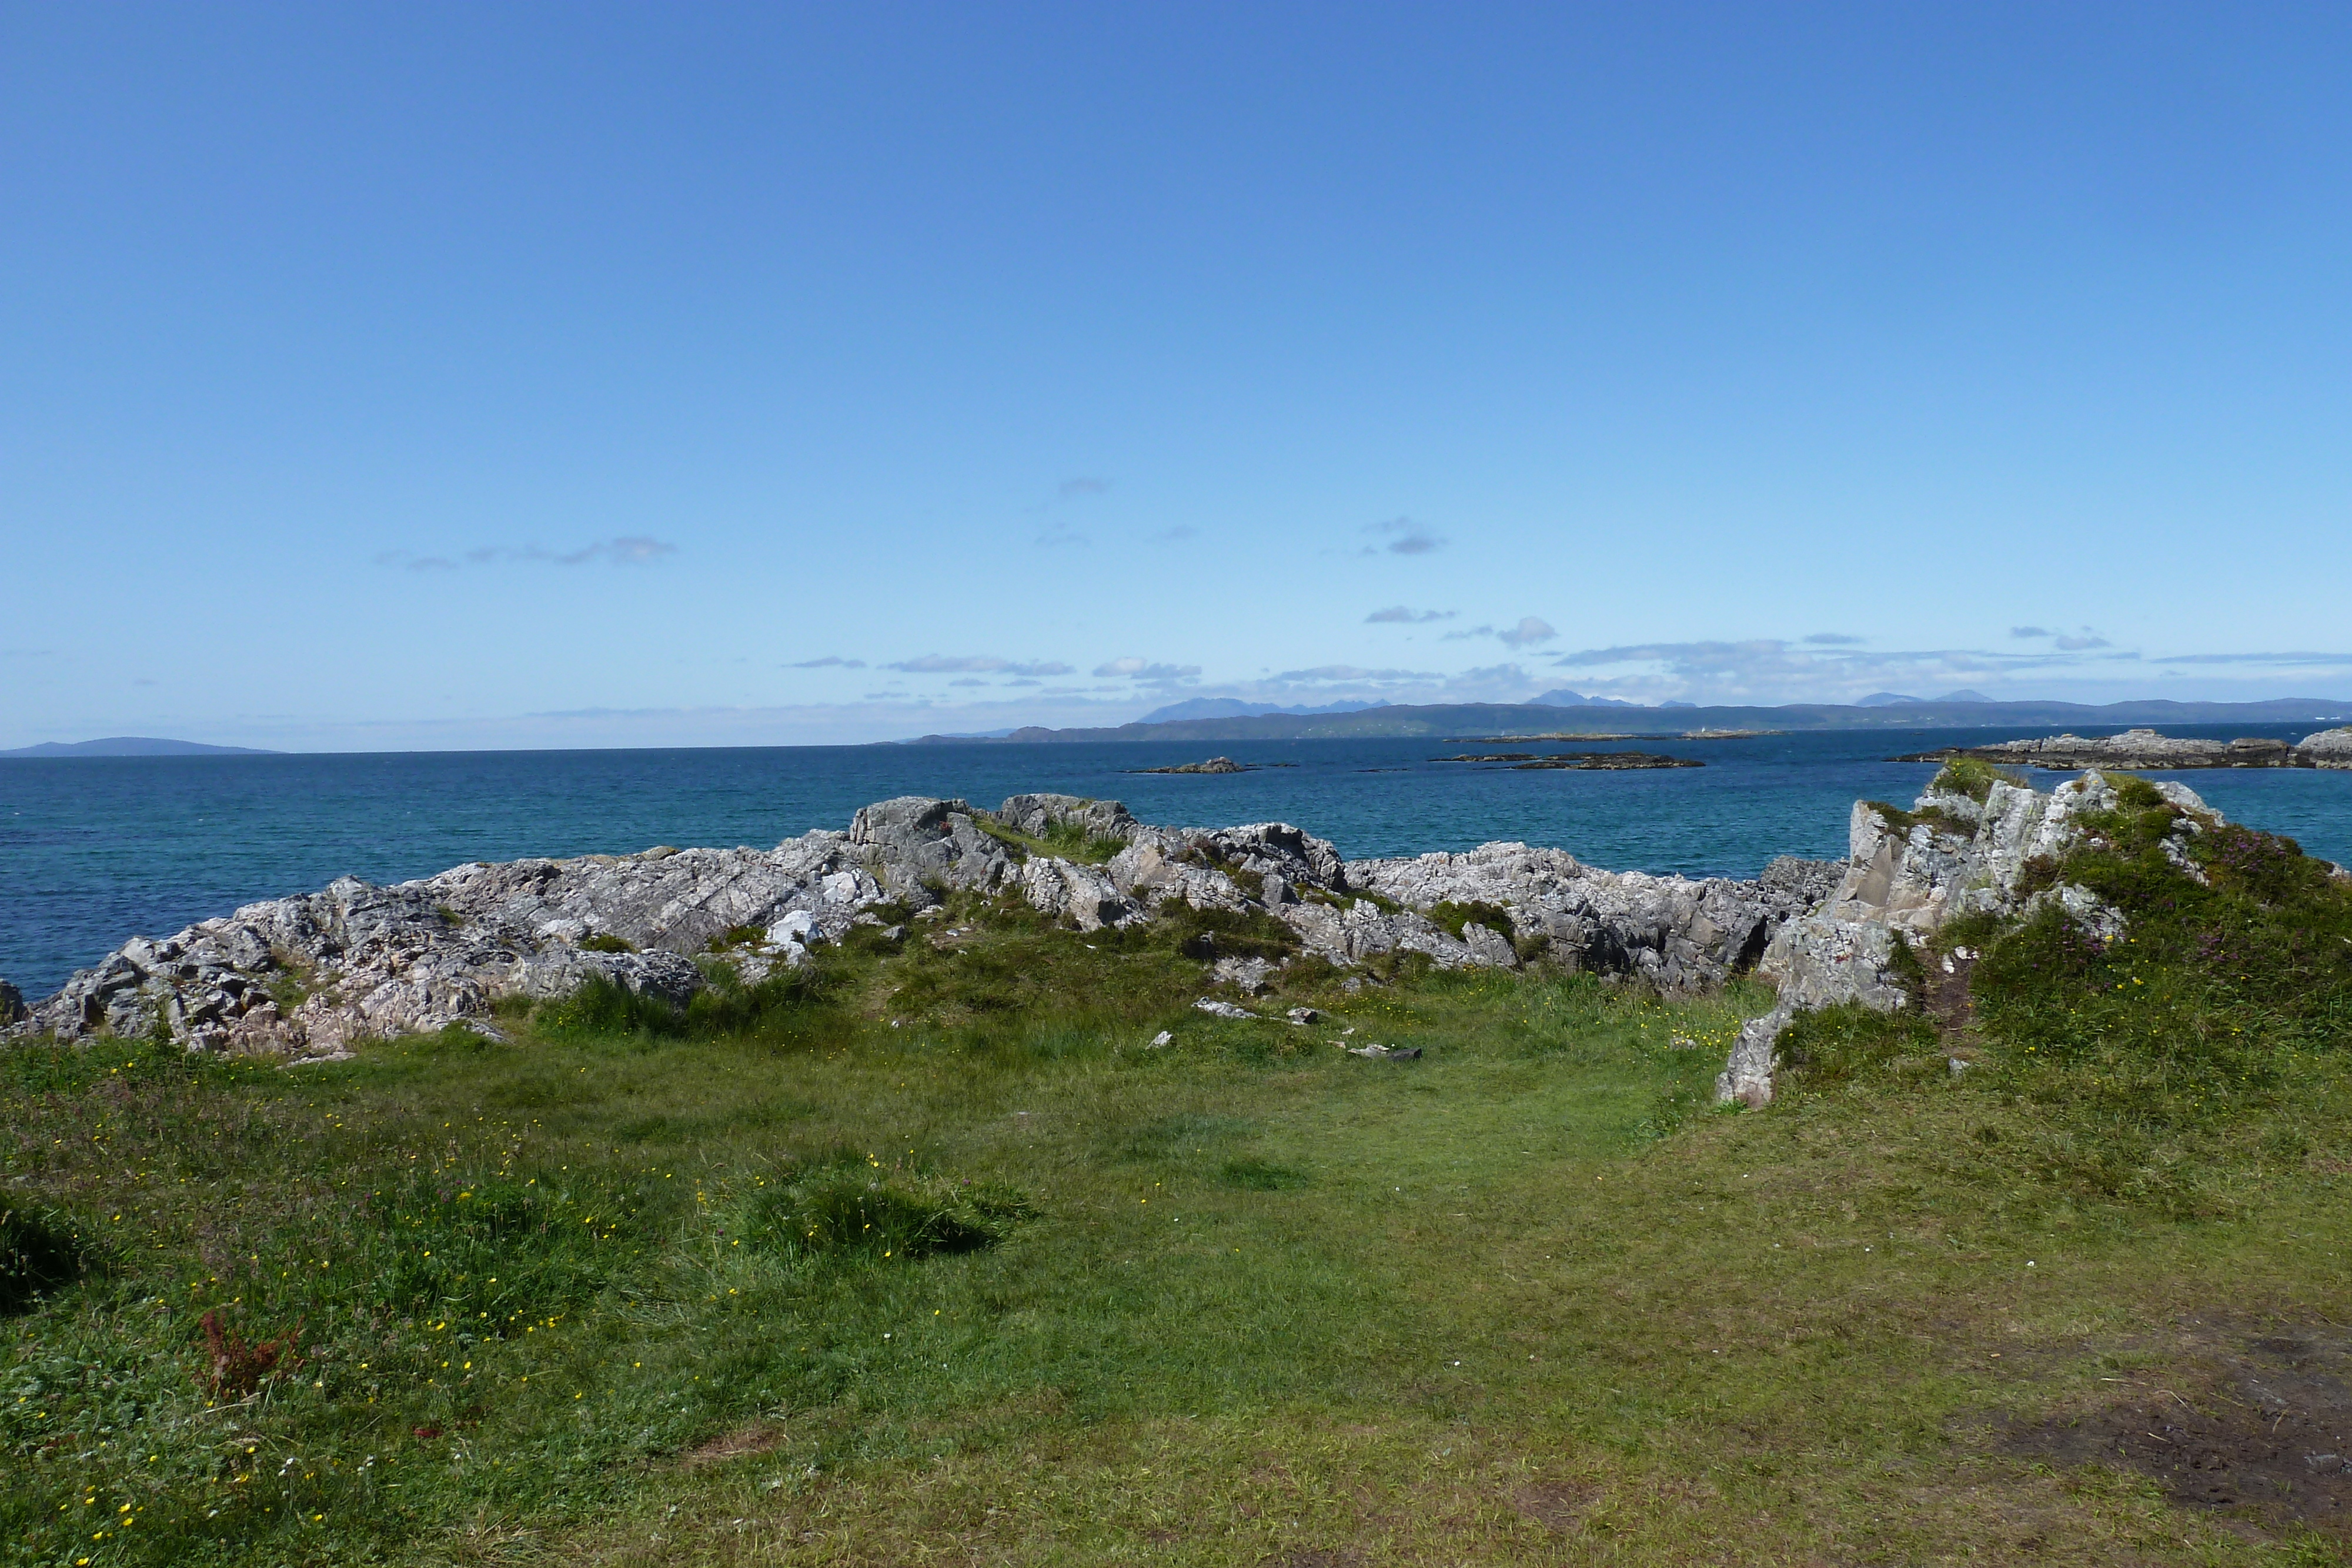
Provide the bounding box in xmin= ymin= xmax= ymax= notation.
xmin=6 ymin=788 xmax=2351 ymax=1566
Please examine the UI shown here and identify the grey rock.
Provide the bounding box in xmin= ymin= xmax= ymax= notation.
xmin=1461 ymin=922 xmax=1520 ymax=968
xmin=1348 ymin=1043 xmax=1421 ymax=1060
xmin=1286 ymin=1006 xmax=1322 ymax=1025
xmin=994 ymin=793 xmax=1141 ymax=842
xmin=2300 ymin=727 xmax=2352 ymax=769
xmin=1212 ymin=955 xmax=1275 ymax=994
xmin=1192 ymin=997 xmax=1257 ymax=1020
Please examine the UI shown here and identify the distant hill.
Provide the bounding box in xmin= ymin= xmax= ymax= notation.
xmin=1135 ymin=698 xmax=1387 ymax=724
xmin=0 ymin=737 xmax=276 ymax=758
xmin=902 ymin=696 xmax=2352 ymax=745
xmin=1527 ymin=688 xmax=1642 ymax=709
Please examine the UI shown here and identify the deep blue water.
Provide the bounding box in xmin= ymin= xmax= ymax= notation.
xmin=4 ymin=725 xmax=2346 ymax=999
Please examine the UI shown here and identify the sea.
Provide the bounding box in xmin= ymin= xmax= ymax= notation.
xmin=4 ymin=723 xmax=2347 ymax=1001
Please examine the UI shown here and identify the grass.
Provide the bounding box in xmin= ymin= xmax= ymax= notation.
xmin=4 ymin=817 xmax=2351 ymax=1565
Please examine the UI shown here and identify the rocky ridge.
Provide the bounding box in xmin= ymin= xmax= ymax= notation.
xmin=1713 ymin=768 xmax=2223 ymax=1106
xmin=1902 ymin=727 xmax=2352 ymax=770
xmin=6 ymin=792 xmax=1836 ymax=1060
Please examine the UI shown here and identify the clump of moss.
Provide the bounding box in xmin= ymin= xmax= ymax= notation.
xmin=1427 ymin=900 xmax=1515 ymax=941
xmin=577 ymin=932 xmax=636 ymax=954
xmin=0 ymin=1205 xmax=91 ymax=1315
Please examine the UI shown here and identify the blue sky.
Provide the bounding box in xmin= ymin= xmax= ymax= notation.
xmin=4 ymin=2 xmax=2349 ymax=748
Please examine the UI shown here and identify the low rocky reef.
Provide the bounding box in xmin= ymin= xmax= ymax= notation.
xmin=1899 ymin=726 xmax=2352 ymax=771
xmin=3 ymin=793 xmax=1837 ymax=1061
xmin=1431 ymin=747 xmax=1706 ymax=770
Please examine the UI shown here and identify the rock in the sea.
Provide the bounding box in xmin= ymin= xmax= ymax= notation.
xmin=1134 ymin=755 xmax=1252 ymax=774
xmin=2301 ymin=727 xmax=2352 ymax=770
xmin=1715 ymin=769 xmax=2213 ymax=1107
xmin=1903 ymin=728 xmax=2336 ymax=770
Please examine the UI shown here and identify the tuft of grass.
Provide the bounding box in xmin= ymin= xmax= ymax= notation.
xmin=1217 ymin=1156 xmax=1309 ymax=1191
xmin=975 ymin=817 xmax=1127 ymax=865
xmin=1930 ymin=754 xmax=2027 ymax=801
xmin=0 ymin=1203 xmax=91 ymax=1314
xmin=577 ymin=931 xmax=637 ymax=953
xmin=742 ymin=1156 xmax=1030 ymax=1261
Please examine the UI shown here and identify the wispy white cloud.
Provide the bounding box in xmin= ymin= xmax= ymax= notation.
xmin=1804 ymin=633 xmax=1865 ymax=646
xmin=885 ymin=654 xmax=1076 ymax=677
xmin=1544 ymin=638 xmax=2156 ymax=704
xmin=2010 ymin=626 xmax=2110 ymax=651
xmin=1093 ymin=657 xmax=1202 ymax=685
xmin=1444 ymin=616 xmax=1555 ymax=647
xmin=1358 ymin=517 xmax=1445 ymax=556
xmin=376 ymin=537 xmax=678 ymax=571
xmin=786 ymin=656 xmax=866 ymax=669
xmin=2152 ymin=650 xmax=2352 ymax=666
xmin=1148 ymin=524 xmax=1197 ymax=543
xmin=1366 ymin=606 xmax=1456 ymax=624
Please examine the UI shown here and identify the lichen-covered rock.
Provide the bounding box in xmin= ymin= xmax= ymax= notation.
xmin=1344 ymin=842 xmax=1816 ymax=991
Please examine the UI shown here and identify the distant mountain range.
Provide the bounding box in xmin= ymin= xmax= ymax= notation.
xmin=1135 ymin=698 xmax=1388 ymax=724
xmin=0 ymin=737 xmax=276 ymax=758
xmin=903 ymin=696 xmax=2352 ymax=745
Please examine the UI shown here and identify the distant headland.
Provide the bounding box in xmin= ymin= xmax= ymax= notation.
xmin=0 ymin=737 xmax=276 ymax=758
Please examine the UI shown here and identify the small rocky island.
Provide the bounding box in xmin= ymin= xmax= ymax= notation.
xmin=1899 ymin=726 xmax=2352 ymax=770
xmin=1129 ymin=755 xmax=1294 ymax=774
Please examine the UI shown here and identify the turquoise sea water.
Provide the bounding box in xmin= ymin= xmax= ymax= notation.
xmin=4 ymin=725 xmax=2347 ymax=999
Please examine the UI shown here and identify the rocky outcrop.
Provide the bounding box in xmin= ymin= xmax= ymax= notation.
xmin=1341 ymin=844 xmax=1833 ymax=992
xmin=2303 ymin=727 xmax=2352 ymax=770
xmin=1906 ymin=728 xmax=2352 ymax=770
xmin=10 ymin=788 xmax=1835 ymax=1059
xmin=1714 ymin=770 xmax=2220 ymax=1107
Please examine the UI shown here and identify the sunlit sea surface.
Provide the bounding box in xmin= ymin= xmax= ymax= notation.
xmin=5 ymin=724 xmax=2346 ymax=998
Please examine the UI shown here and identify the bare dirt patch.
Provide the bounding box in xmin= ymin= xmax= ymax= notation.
xmin=2002 ymin=1326 xmax=2352 ymax=1532
xmin=680 ymin=1422 xmax=787 ymax=1468
xmin=1921 ymin=948 xmax=1978 ymax=1041
xmin=1512 ymin=1480 xmax=1598 ymax=1533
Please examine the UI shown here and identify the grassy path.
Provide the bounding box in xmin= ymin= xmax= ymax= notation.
xmin=6 ymin=929 xmax=2349 ymax=1563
